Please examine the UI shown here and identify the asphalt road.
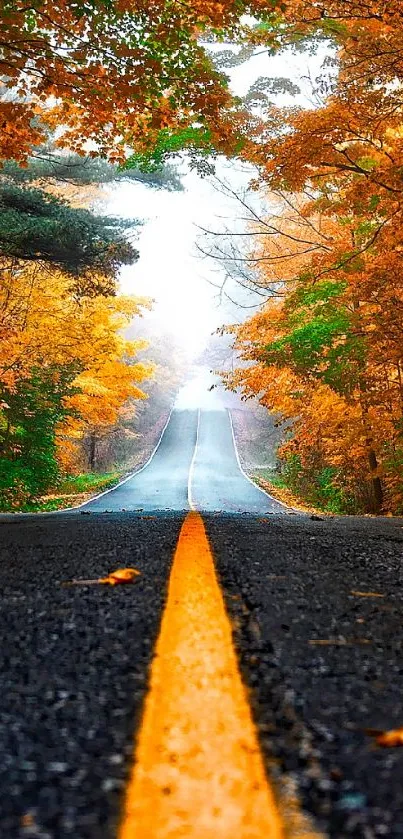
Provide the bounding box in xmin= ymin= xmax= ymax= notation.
xmin=83 ymin=409 xmax=285 ymax=514
xmin=83 ymin=411 xmax=198 ymax=514
xmin=1 ymin=403 xmax=403 ymax=837
xmin=208 ymin=513 xmax=403 ymax=838
xmin=0 ymin=513 xmax=184 ymax=838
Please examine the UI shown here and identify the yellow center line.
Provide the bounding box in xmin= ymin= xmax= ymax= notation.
xmin=118 ymin=512 xmax=321 ymax=838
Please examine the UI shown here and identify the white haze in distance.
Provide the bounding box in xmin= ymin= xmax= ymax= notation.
xmin=107 ymin=45 xmax=327 ymax=359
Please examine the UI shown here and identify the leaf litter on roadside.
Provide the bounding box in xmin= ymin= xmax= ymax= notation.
xmin=62 ymin=567 xmax=141 ymax=586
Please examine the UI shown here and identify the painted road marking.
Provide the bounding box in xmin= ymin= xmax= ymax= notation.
xmin=119 ymin=512 xmax=324 ymax=838
xmin=76 ymin=410 xmax=174 ymax=510
xmin=227 ymin=410 xmax=293 ymax=512
xmin=187 ymin=409 xmax=200 ymax=512
xmin=119 ymin=511 xmax=282 ymax=837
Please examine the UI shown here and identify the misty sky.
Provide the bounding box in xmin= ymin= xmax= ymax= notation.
xmin=106 ymin=45 xmax=327 ymax=358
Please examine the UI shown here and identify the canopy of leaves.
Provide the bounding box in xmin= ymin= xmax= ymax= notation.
xmin=0 ymin=0 xmax=275 ymax=164
xmin=222 ymin=1 xmax=403 ymax=514
xmin=124 ymin=127 xmax=217 ymax=173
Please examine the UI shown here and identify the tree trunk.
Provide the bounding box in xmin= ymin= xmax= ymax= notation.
xmin=397 ymin=359 xmax=403 ymax=413
xmin=89 ymin=431 xmax=97 ymax=470
xmin=357 ymin=371 xmax=384 ymax=514
xmin=367 ymin=444 xmax=383 ymax=513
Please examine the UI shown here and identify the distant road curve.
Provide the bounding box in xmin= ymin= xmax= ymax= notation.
xmin=83 ymin=408 xmax=286 ymax=515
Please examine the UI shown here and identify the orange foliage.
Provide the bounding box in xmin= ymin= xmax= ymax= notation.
xmin=0 ymin=0 xmax=274 ymax=163
xmin=226 ymin=0 xmax=403 ymax=512
xmin=227 ymin=192 xmax=403 ymax=510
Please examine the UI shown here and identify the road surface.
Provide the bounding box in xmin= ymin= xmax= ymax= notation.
xmin=1 ymin=392 xmax=403 ymax=838
xmin=83 ymin=408 xmax=285 ymax=514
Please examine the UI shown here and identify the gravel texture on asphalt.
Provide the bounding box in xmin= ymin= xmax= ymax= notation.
xmin=205 ymin=512 xmax=403 ymax=839
xmin=0 ymin=511 xmax=184 ymax=839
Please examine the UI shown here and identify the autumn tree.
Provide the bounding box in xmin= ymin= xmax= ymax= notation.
xmin=0 ymin=0 xmax=276 ymax=165
xmin=223 ymin=184 xmax=403 ymax=511
xmin=219 ymin=1 xmax=403 ymax=514
xmin=0 ymin=259 xmax=151 ymax=507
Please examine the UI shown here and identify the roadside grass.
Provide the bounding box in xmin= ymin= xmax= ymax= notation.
xmin=251 ymin=468 xmax=323 ymax=515
xmin=8 ymin=471 xmax=123 ymax=513
xmin=57 ymin=472 xmax=122 ymax=496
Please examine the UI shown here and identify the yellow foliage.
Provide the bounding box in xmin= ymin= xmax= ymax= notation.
xmin=0 ymin=258 xmax=153 ymax=471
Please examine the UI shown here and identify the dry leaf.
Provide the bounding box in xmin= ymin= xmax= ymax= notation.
xmin=64 ymin=567 xmax=141 ymax=586
xmin=21 ymin=814 xmax=35 ymax=828
xmin=351 ymin=591 xmax=384 ymax=598
xmin=99 ymin=568 xmax=141 ymax=585
xmin=366 ymin=727 xmax=403 ymax=747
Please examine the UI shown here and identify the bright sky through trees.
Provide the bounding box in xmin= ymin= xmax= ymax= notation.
xmin=110 ymin=47 xmax=327 ymax=358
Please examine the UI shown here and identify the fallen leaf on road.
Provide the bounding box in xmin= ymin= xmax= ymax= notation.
xmin=21 ymin=813 xmax=35 ymax=828
xmin=63 ymin=568 xmax=141 ymax=586
xmin=99 ymin=567 xmax=141 ymax=585
xmin=351 ymin=591 xmax=384 ymax=598
xmin=365 ymin=727 xmax=403 ymax=747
